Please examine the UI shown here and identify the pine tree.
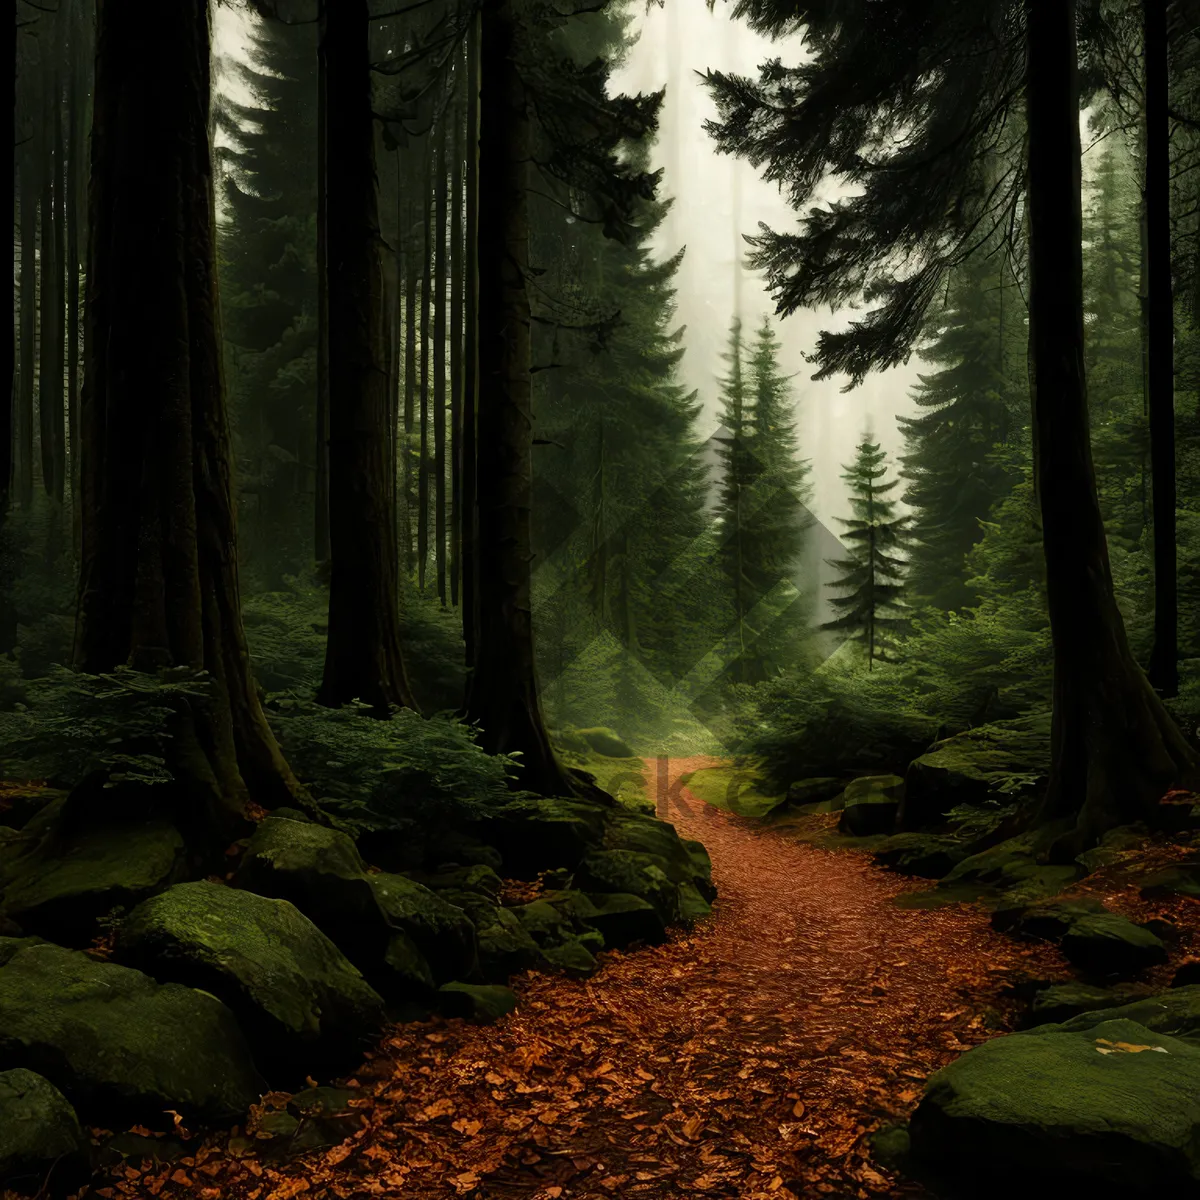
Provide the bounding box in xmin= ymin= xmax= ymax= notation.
xmin=823 ymin=439 xmax=911 ymax=670
xmin=898 ymin=248 xmax=1025 ymax=612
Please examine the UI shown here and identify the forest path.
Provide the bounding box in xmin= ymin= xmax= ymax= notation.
xmin=106 ymin=760 xmax=1071 ymax=1200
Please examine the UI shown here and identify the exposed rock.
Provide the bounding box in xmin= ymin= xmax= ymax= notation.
xmin=1075 ymin=824 xmax=1148 ymax=874
xmin=0 ymin=819 xmax=188 ymax=945
xmin=112 ymin=881 xmax=385 ymax=1079
xmin=0 ymin=1069 xmax=89 ymax=1197
xmin=838 ymin=775 xmax=905 ymax=836
xmin=899 ymin=712 xmax=1051 ymax=831
xmin=784 ymin=778 xmax=845 ymax=807
xmin=873 ymin=833 xmax=970 ymax=879
xmin=541 ymin=937 xmax=598 ymax=977
xmin=572 ymin=849 xmax=680 ymax=924
xmin=1026 ymin=983 xmax=1124 ymax=1027
xmin=1140 ymin=862 xmax=1200 ymax=900
xmin=465 ymin=796 xmax=608 ymax=878
xmin=677 ymin=881 xmax=713 ymax=925
xmin=367 ymin=872 xmax=477 ymax=984
xmin=939 ymin=823 xmax=1079 ymax=897
xmin=437 ymin=982 xmax=519 ymax=1023
xmin=1060 ymin=914 xmax=1168 ymax=979
xmin=578 ymin=892 xmax=666 ymax=948
xmin=990 ymin=896 xmax=1109 ymax=938
xmin=604 ymin=810 xmax=717 ymax=900
xmin=404 ymin=864 xmax=503 ymax=901
xmin=909 ymin=1018 xmax=1200 ymax=1199
xmin=440 ymin=891 xmax=544 ymax=981
xmin=0 ymin=943 xmax=264 ymax=1123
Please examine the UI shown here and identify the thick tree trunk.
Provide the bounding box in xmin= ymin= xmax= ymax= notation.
xmin=465 ymin=0 xmax=576 ymax=797
xmin=314 ymin=0 xmax=331 ymax=566
xmin=461 ymin=8 xmax=480 ymax=665
xmin=434 ymin=97 xmax=449 ymax=606
xmin=450 ymin=67 xmax=464 ymax=609
xmin=0 ymin=0 xmax=15 ymax=654
xmin=1144 ymin=0 xmax=1178 ymax=697
xmin=1025 ymin=0 xmax=1195 ymax=853
xmin=75 ymin=0 xmax=307 ymax=836
xmin=403 ymin=189 xmax=418 ymax=575
xmin=317 ymin=0 xmax=417 ymax=712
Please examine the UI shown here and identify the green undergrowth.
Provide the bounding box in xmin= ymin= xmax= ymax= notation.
xmin=676 ymin=762 xmax=784 ymax=819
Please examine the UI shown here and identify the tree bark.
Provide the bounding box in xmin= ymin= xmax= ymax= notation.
xmin=39 ymin=23 xmax=66 ymax=511
xmin=434 ymin=91 xmax=449 ymax=606
xmin=1144 ymin=0 xmax=1178 ymax=697
xmin=66 ymin=0 xmax=89 ymax=554
xmin=418 ymin=131 xmax=432 ymax=593
xmin=450 ymin=61 xmax=464 ymax=609
xmin=461 ymin=7 xmax=480 ymax=665
xmin=17 ymin=154 xmax=35 ymax=511
xmin=317 ymin=0 xmax=417 ymax=712
xmin=314 ymin=0 xmax=331 ymax=567
xmin=464 ymin=0 xmax=576 ymax=797
xmin=403 ymin=188 xmax=418 ymax=575
xmin=0 ymin=0 xmax=16 ymax=654
xmin=75 ymin=0 xmax=308 ymax=835
xmin=1025 ymin=0 xmax=1195 ymax=853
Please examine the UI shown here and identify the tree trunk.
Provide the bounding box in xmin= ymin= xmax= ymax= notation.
xmin=317 ymin=0 xmax=417 ymax=712
xmin=75 ymin=0 xmax=308 ymax=837
xmin=39 ymin=28 xmax=66 ymax=513
xmin=0 ymin=0 xmax=16 ymax=654
xmin=418 ymin=132 xmax=432 ymax=593
xmin=1025 ymin=0 xmax=1195 ymax=853
xmin=461 ymin=7 xmax=480 ymax=667
xmin=66 ymin=0 xmax=88 ymax=555
xmin=403 ymin=188 xmax=417 ymax=576
xmin=464 ymin=0 xmax=577 ymax=797
xmin=1144 ymin=0 xmax=1178 ymax=697
xmin=434 ymin=94 xmax=449 ymax=606
xmin=314 ymin=0 xmax=331 ymax=567
xmin=450 ymin=62 xmax=464 ymax=609
xmin=17 ymin=155 xmax=35 ymax=511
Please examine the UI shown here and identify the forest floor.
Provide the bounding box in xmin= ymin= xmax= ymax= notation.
xmin=75 ymin=755 xmax=1108 ymax=1200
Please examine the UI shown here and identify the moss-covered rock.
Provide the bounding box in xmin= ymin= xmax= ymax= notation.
xmin=0 ymin=1068 xmax=89 ymax=1198
xmin=513 ymin=899 xmax=573 ymax=948
xmin=899 ymin=713 xmax=1051 ymax=831
xmin=838 ymin=775 xmax=904 ymax=836
xmin=0 ymin=943 xmax=264 ymax=1124
xmin=940 ymin=823 xmax=1079 ymax=898
xmin=578 ymin=892 xmax=666 ymax=948
xmin=909 ymin=1018 xmax=1200 ymax=1198
xmin=404 ymin=863 xmax=503 ymax=901
xmin=990 ymin=896 xmax=1110 ymax=939
xmin=873 ymin=833 xmax=971 ymax=879
xmin=1026 ymin=983 xmax=1125 ymax=1027
xmin=0 ymin=936 xmax=44 ymax=968
xmin=0 ymin=786 xmax=65 ymax=832
xmin=0 ymin=819 xmax=188 ymax=945
xmin=1140 ymin=862 xmax=1200 ymax=900
xmin=603 ymin=810 xmax=716 ymax=900
xmin=1075 ymin=825 xmax=1149 ymax=874
xmin=784 ymin=778 xmax=845 ymax=807
xmin=437 ymin=982 xmax=519 ymax=1023
xmin=541 ymin=937 xmax=598 ymax=977
xmin=575 ymin=728 xmax=636 ymax=759
xmin=1060 ymin=914 xmax=1168 ymax=979
xmin=1174 ymin=962 xmax=1200 ymax=989
xmin=572 ymin=849 xmax=680 ymax=924
xmin=439 ymin=891 xmax=544 ymax=981
xmin=235 ymin=815 xmax=476 ymax=987
xmin=113 ymin=881 xmax=385 ymax=1079
xmin=677 ymin=881 xmax=713 ymax=925
xmin=465 ymin=796 xmax=608 ymax=878
xmin=1029 ymin=986 xmax=1200 ymax=1045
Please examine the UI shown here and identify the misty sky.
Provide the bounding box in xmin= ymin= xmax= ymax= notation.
xmin=212 ymin=0 xmax=928 ymax=526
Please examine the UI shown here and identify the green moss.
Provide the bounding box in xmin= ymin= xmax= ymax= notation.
xmin=677 ymin=764 xmax=784 ymax=818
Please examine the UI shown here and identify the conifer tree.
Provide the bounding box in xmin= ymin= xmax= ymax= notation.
xmin=823 ymin=439 xmax=911 ymax=670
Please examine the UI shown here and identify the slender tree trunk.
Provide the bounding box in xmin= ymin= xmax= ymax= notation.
xmin=450 ymin=63 xmax=464 ymax=608
xmin=76 ymin=0 xmax=308 ymax=837
xmin=1025 ymin=0 xmax=1195 ymax=853
xmin=317 ymin=0 xmax=417 ymax=712
xmin=17 ymin=156 xmax=35 ymax=510
xmin=418 ymin=132 xmax=432 ymax=593
xmin=403 ymin=188 xmax=417 ymax=576
xmin=0 ymin=0 xmax=16 ymax=653
xmin=39 ymin=31 xmax=66 ymax=515
xmin=462 ymin=7 xmax=480 ymax=667
xmin=1144 ymin=0 xmax=1178 ymax=697
xmin=434 ymin=95 xmax=449 ymax=606
xmin=66 ymin=0 xmax=87 ymax=554
xmin=464 ymin=0 xmax=577 ymax=797
xmin=314 ymin=0 xmax=331 ymax=566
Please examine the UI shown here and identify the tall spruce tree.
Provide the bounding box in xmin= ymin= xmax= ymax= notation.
xmin=705 ymin=0 xmax=1197 ymax=847
xmin=823 ymin=439 xmax=912 ymax=670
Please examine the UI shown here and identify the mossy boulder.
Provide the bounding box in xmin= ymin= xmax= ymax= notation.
xmin=579 ymin=891 xmax=666 ymax=948
xmin=404 ymin=863 xmax=503 ymax=901
xmin=1140 ymin=862 xmax=1200 ymax=900
xmin=784 ymin=777 xmax=845 ymax=807
xmin=0 ymin=943 xmax=264 ymax=1124
xmin=873 ymin=833 xmax=971 ymax=879
xmin=1060 ymin=914 xmax=1168 ymax=979
xmin=0 ymin=785 xmax=65 ymax=832
xmin=909 ymin=1018 xmax=1200 ymax=1199
xmin=572 ymin=849 xmax=681 ymax=924
xmin=900 ymin=713 xmax=1050 ymax=831
xmin=990 ymin=896 xmax=1110 ymax=938
xmin=603 ymin=811 xmax=716 ymax=900
xmin=940 ymin=823 xmax=1079 ymax=898
xmin=575 ymin=727 xmax=636 ymax=759
xmin=677 ymin=881 xmax=713 ymax=925
xmin=1030 ymin=986 xmax=1200 ymax=1045
xmin=838 ymin=775 xmax=904 ymax=836
xmin=541 ymin=937 xmax=598 ymax=977
xmin=0 ymin=936 xmax=44 ymax=967
xmin=0 ymin=1069 xmax=89 ymax=1198
xmin=1026 ymin=983 xmax=1124 ymax=1027
xmin=0 ymin=819 xmax=188 ymax=945
xmin=465 ymin=796 xmax=607 ymax=878
xmin=235 ymin=815 xmax=476 ymax=986
xmin=112 ymin=881 xmax=385 ymax=1079
xmin=514 ymin=899 xmax=573 ymax=948
xmin=1174 ymin=962 xmax=1200 ymax=988
xmin=439 ymin=891 xmax=545 ymax=981
xmin=1075 ymin=824 xmax=1149 ymax=874
xmin=437 ymin=982 xmax=519 ymax=1023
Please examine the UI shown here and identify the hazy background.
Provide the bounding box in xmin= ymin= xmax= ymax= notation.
xmin=212 ymin=0 xmax=924 ymax=528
